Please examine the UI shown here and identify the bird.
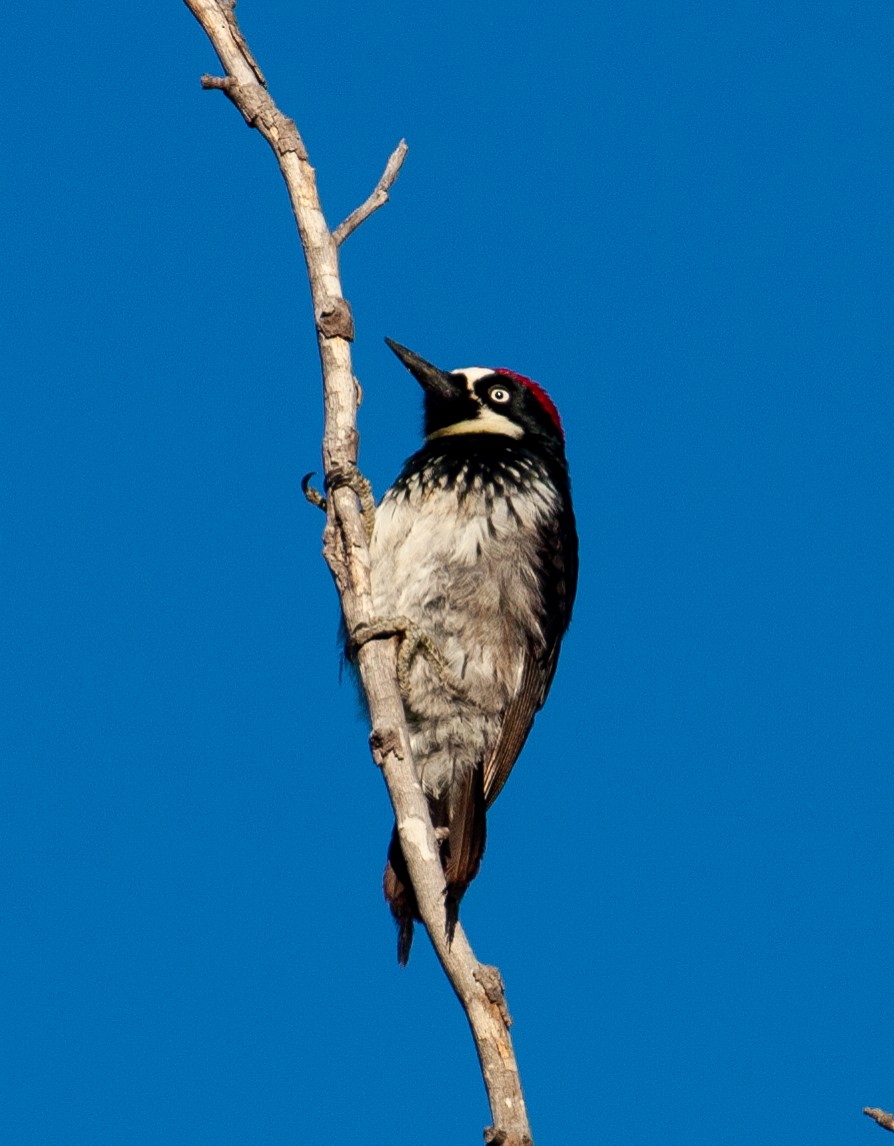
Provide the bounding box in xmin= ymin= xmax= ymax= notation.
xmin=366 ymin=338 xmax=578 ymax=964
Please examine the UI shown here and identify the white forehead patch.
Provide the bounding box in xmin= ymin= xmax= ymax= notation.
xmin=451 ymin=367 xmax=496 ymax=395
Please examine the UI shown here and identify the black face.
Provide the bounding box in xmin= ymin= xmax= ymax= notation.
xmin=465 ymin=372 xmax=564 ymax=444
xmin=385 ymin=339 xmax=565 ymax=451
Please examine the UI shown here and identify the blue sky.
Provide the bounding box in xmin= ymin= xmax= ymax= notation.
xmin=3 ymin=2 xmax=892 ymax=1143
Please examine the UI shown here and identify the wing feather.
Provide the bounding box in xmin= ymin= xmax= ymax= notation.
xmin=483 ymin=649 xmax=547 ymax=808
xmin=483 ymin=485 xmax=577 ymax=809
xmin=445 ymin=762 xmax=487 ymax=893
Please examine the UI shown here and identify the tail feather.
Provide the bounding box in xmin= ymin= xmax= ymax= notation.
xmin=383 ymin=826 xmax=417 ymax=966
xmin=444 ymin=762 xmax=487 ymax=913
xmin=382 ymin=764 xmax=487 ymax=964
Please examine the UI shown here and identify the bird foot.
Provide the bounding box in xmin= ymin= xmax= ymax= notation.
xmin=301 ymin=472 xmax=327 ymax=511
xmin=351 ymin=616 xmax=465 ymax=697
xmin=328 ymin=465 xmax=376 ymax=540
xmin=301 ymin=465 xmax=376 ymax=541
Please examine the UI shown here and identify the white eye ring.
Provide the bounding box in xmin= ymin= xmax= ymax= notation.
xmin=488 ymin=386 xmax=510 ymax=404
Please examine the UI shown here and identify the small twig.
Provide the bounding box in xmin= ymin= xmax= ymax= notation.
xmin=200 ymin=73 xmax=232 ymax=90
xmin=333 ymin=140 xmax=409 ymax=245
xmin=865 ymin=1108 xmax=894 ymax=1133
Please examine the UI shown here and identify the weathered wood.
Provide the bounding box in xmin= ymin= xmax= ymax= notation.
xmin=183 ymin=4 xmax=533 ymax=1140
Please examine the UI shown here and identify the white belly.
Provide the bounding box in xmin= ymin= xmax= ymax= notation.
xmin=369 ymin=479 xmax=555 ymax=795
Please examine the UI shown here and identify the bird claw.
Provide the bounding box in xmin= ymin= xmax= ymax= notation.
xmin=351 ymin=616 xmax=464 ymax=697
xmin=326 ymin=465 xmax=376 ymax=541
xmin=301 ymin=472 xmax=327 ymax=511
xmin=301 ymin=465 xmax=375 ymax=542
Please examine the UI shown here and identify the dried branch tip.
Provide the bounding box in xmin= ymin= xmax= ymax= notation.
xmin=865 ymin=1108 xmax=894 ymax=1133
xmin=334 ymin=139 xmax=409 ymax=245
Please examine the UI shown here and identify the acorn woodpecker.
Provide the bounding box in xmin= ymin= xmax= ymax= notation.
xmin=368 ymin=339 xmax=578 ymax=964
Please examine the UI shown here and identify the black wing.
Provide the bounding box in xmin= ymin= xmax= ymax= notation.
xmin=483 ymin=488 xmax=578 ymax=808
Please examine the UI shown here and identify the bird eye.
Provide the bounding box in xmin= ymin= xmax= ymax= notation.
xmin=488 ymin=386 xmax=510 ymax=404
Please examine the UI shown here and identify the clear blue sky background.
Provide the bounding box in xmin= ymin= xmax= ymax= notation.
xmin=3 ymin=2 xmax=892 ymax=1143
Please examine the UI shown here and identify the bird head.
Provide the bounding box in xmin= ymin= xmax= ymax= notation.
xmin=385 ymin=339 xmax=565 ymax=449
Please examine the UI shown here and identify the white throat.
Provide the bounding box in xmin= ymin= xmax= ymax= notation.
xmin=428 ymin=409 xmax=524 ymax=440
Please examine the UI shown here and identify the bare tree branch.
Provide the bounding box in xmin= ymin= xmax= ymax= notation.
xmin=334 ymin=139 xmax=409 ymax=246
xmin=183 ymin=3 xmax=533 ymax=1142
xmin=866 ymin=1108 xmax=894 ymax=1133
